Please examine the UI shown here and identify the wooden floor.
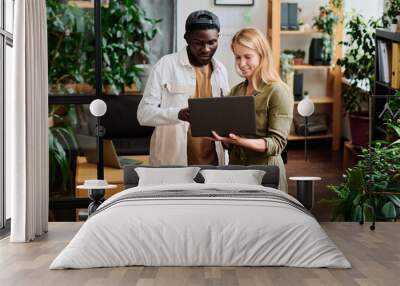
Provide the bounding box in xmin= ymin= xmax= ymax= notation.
xmin=1 ymin=222 xmax=399 ymax=286
xmin=286 ymin=142 xmax=344 ymax=221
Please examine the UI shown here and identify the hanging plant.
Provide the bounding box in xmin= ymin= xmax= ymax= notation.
xmin=280 ymin=53 xmax=294 ymax=83
xmin=312 ymin=5 xmax=339 ymax=63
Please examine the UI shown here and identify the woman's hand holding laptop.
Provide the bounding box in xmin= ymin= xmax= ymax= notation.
xmin=210 ymin=131 xmax=267 ymax=153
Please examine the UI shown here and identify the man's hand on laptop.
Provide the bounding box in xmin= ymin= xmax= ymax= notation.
xmin=178 ymin=108 xmax=190 ymax=122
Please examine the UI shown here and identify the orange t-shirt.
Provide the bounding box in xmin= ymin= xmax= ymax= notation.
xmin=187 ymin=64 xmax=218 ymax=165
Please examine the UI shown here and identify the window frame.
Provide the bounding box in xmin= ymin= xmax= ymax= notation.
xmin=1 ymin=0 xmax=13 ymax=231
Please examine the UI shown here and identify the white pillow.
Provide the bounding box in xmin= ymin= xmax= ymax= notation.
xmin=135 ymin=167 xmax=201 ymax=186
xmin=200 ymin=169 xmax=266 ymax=185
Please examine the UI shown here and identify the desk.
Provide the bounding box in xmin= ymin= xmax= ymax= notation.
xmin=75 ymin=155 xmax=149 ymax=199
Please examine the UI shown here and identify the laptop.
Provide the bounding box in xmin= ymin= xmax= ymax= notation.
xmin=76 ymin=134 xmax=142 ymax=169
xmin=188 ymin=96 xmax=257 ymax=137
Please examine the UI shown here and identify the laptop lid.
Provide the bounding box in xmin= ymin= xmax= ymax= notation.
xmin=76 ymin=134 xmax=122 ymax=169
xmin=188 ymin=96 xmax=257 ymax=137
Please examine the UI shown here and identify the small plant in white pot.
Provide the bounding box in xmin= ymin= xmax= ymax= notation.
xmin=383 ymin=0 xmax=400 ymax=32
xmin=390 ymin=18 xmax=398 ymax=32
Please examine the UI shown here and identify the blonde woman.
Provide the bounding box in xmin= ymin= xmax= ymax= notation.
xmin=212 ymin=28 xmax=293 ymax=192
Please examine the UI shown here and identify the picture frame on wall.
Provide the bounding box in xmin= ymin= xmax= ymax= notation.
xmin=214 ymin=0 xmax=254 ymax=6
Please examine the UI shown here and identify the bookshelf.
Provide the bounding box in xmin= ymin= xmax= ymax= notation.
xmin=373 ymin=29 xmax=400 ymax=141
xmin=267 ymin=0 xmax=343 ymax=150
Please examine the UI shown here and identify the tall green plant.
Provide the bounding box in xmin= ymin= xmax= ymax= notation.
xmin=336 ymin=13 xmax=383 ymax=114
xmin=47 ymin=0 xmax=93 ymax=90
xmin=100 ymin=0 xmax=161 ymax=94
xmin=47 ymin=0 xmax=161 ymax=94
xmin=48 ymin=105 xmax=78 ymax=196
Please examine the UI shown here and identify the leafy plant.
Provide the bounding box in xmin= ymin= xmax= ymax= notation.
xmin=47 ymin=0 xmax=93 ymax=91
xmin=312 ymin=4 xmax=339 ymax=63
xmin=48 ymin=105 xmax=78 ymax=196
xmin=325 ymin=134 xmax=400 ymax=222
xmin=280 ymin=53 xmax=294 ymax=83
xmin=47 ymin=0 xmax=161 ymax=94
xmin=336 ymin=13 xmax=383 ymax=114
xmin=283 ymin=49 xmax=305 ymax=59
xmin=383 ymin=0 xmax=400 ymax=27
xmin=383 ymin=91 xmax=400 ymax=141
xmin=100 ymin=0 xmax=161 ymax=94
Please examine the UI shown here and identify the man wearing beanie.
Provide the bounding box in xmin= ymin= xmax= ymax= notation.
xmin=137 ymin=10 xmax=229 ymax=166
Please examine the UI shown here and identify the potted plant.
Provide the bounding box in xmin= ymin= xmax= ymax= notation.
xmin=47 ymin=0 xmax=94 ymax=94
xmin=47 ymin=0 xmax=161 ymax=95
xmin=100 ymin=0 xmax=161 ymax=95
xmin=324 ymin=143 xmax=400 ymax=222
xmin=283 ymin=49 xmax=305 ymax=65
xmin=324 ymin=103 xmax=400 ymax=222
xmin=312 ymin=1 xmax=340 ymax=65
xmin=390 ymin=18 xmax=398 ymax=32
xmin=337 ymin=13 xmax=383 ymax=147
xmin=383 ymin=0 xmax=400 ymax=31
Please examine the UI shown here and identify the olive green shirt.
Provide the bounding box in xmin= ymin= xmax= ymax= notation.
xmin=229 ymin=81 xmax=294 ymax=192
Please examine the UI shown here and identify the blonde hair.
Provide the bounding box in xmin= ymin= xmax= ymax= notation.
xmin=231 ymin=28 xmax=285 ymax=91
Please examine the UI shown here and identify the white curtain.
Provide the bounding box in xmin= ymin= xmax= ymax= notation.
xmin=7 ymin=0 xmax=48 ymax=242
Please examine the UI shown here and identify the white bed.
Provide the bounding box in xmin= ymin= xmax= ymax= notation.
xmin=50 ymin=182 xmax=351 ymax=269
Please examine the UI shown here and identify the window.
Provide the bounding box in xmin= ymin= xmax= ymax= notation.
xmin=47 ymin=1 xmax=172 ymax=221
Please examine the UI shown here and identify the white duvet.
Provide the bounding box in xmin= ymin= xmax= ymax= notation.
xmin=50 ymin=183 xmax=351 ymax=269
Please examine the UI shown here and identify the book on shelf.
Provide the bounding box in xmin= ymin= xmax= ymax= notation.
xmin=377 ymin=40 xmax=390 ymax=84
xmin=392 ymin=42 xmax=400 ymax=89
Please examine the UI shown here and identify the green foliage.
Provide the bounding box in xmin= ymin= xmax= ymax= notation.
xmin=47 ymin=0 xmax=161 ymax=94
xmin=325 ymin=139 xmax=400 ymax=222
xmin=100 ymin=0 xmax=161 ymax=94
xmin=283 ymin=49 xmax=306 ymax=59
xmin=331 ymin=0 xmax=343 ymax=9
xmin=384 ymin=91 xmax=400 ymax=141
xmin=47 ymin=0 xmax=93 ymax=88
xmin=48 ymin=105 xmax=78 ymax=196
xmin=383 ymin=0 xmax=400 ymax=27
xmin=280 ymin=53 xmax=294 ymax=83
xmin=313 ymin=6 xmax=339 ymax=63
xmin=336 ymin=13 xmax=383 ymax=113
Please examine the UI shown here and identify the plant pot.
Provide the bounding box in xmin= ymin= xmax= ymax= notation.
xmin=76 ymin=83 xmax=95 ymax=94
xmin=293 ymin=58 xmax=304 ymax=65
xmin=124 ymin=84 xmax=138 ymax=94
xmin=348 ymin=113 xmax=369 ymax=147
xmin=390 ymin=23 xmax=398 ymax=32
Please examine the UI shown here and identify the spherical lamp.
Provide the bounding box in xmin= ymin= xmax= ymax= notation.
xmin=89 ymin=99 xmax=107 ymax=117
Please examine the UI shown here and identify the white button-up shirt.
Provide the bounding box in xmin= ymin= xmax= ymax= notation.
xmin=137 ymin=47 xmax=230 ymax=166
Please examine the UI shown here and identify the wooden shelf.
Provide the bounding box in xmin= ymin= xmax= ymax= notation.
xmin=281 ymin=29 xmax=320 ymax=35
xmin=292 ymin=64 xmax=331 ymax=71
xmin=68 ymin=1 xmax=109 ymax=8
xmin=288 ymin=133 xmax=333 ymax=141
xmin=267 ymin=0 xmax=343 ymax=150
xmin=68 ymin=1 xmax=93 ymax=8
xmin=294 ymin=96 xmax=333 ymax=104
xmin=376 ymin=29 xmax=400 ymax=43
